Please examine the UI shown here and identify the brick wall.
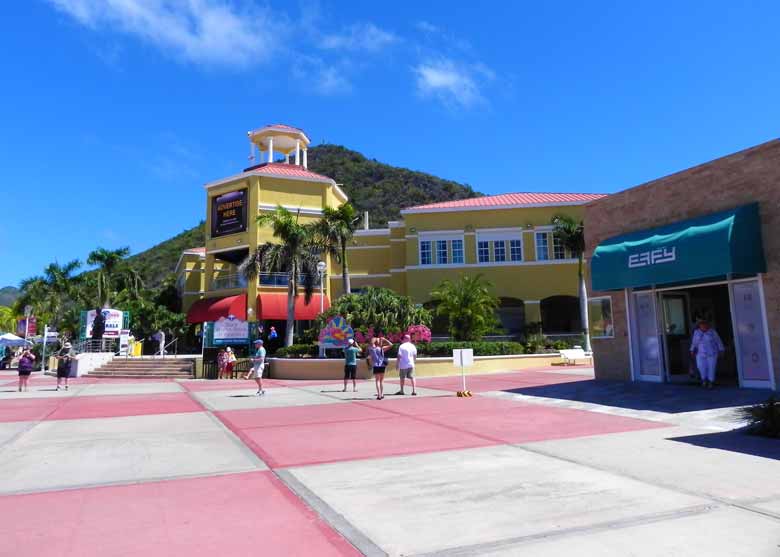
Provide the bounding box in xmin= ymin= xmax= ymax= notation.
xmin=585 ymin=139 xmax=780 ymax=387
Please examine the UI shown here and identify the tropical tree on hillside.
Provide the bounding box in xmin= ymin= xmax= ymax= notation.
xmin=551 ymin=214 xmax=591 ymax=352
xmin=430 ymin=274 xmax=500 ymax=341
xmin=312 ymin=203 xmax=361 ymax=295
xmin=240 ymin=206 xmax=320 ymax=347
xmin=87 ymin=247 xmax=130 ymax=307
xmin=15 ymin=259 xmax=82 ymax=331
xmin=0 ymin=306 xmax=16 ymax=333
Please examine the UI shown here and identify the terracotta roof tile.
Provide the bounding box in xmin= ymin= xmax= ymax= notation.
xmin=404 ymin=192 xmax=607 ymax=212
xmin=242 ymin=162 xmax=332 ymax=182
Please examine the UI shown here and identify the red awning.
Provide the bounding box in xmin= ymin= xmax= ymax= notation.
xmin=257 ymin=293 xmax=330 ymax=321
xmin=186 ymin=294 xmax=247 ymax=323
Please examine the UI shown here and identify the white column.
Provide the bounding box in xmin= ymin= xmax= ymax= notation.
xmin=295 ymin=140 xmax=300 ymax=165
xmin=303 ymin=148 xmax=308 ymax=169
xmin=268 ymin=137 xmax=274 ymax=163
xmin=285 ymin=153 xmax=290 ymax=164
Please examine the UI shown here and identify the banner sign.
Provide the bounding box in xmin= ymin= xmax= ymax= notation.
xmin=83 ymin=309 xmax=128 ymax=339
xmin=17 ymin=317 xmax=37 ymax=337
xmin=318 ymin=315 xmax=354 ymax=348
xmin=213 ymin=315 xmax=249 ymax=345
xmin=211 ymin=189 xmax=248 ymax=238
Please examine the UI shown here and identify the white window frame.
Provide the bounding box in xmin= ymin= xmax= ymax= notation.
xmin=419 ymin=240 xmax=432 ymax=265
xmin=552 ymin=235 xmax=566 ymax=260
xmin=451 ymin=239 xmax=464 ymax=264
xmin=436 ymin=239 xmax=448 ymax=265
xmin=535 ymin=232 xmax=550 ymax=261
xmin=493 ymin=240 xmax=506 ymax=262
xmin=476 ymin=228 xmax=524 ymax=266
xmin=419 ymin=232 xmax=465 ymax=267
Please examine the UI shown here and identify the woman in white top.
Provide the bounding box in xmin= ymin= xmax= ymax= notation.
xmin=690 ymin=319 xmax=725 ymax=389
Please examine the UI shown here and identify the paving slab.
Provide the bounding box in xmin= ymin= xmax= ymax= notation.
xmin=0 ymin=421 xmax=33 ymax=446
xmin=466 ymin=506 xmax=780 ymax=557
xmin=289 ymin=444 xmax=708 ymax=556
xmin=752 ymin=498 xmax=780 ymax=516
xmin=390 ymin=370 xmax=590 ymax=393
xmin=217 ymin=401 xmax=391 ymax=430
xmin=295 ymin=383 xmax=449 ymax=401
xmin=0 ymin=397 xmax=64 ymax=422
xmin=0 ymin=412 xmax=265 ymax=494
xmin=76 ymin=381 xmax=183 ymax=396
xmin=230 ymin=413 xmax=494 ymax=468
xmin=191 ymin=386 xmax=347 ymax=411
xmin=0 ymin=385 xmax=88 ymax=399
xmin=526 ymin=425 xmax=780 ymax=503
xmin=0 ymin=471 xmax=360 ymax=557
xmin=46 ymin=393 xmax=203 ymax=421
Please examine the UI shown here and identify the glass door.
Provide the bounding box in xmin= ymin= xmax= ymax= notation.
xmin=661 ymin=292 xmax=691 ymax=383
xmin=730 ymin=280 xmax=774 ymax=389
xmin=633 ymin=291 xmax=664 ymax=382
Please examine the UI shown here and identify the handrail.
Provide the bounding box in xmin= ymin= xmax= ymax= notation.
xmin=160 ymin=337 xmax=178 ymax=359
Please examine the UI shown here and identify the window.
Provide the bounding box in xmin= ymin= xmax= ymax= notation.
xmin=535 ymin=232 xmax=549 ymax=261
xmin=589 ymin=297 xmax=614 ymax=338
xmin=436 ymin=240 xmax=448 ymax=264
xmin=451 ymin=239 xmax=464 ymax=264
xmin=493 ymin=240 xmax=506 ymax=262
xmin=478 ymin=241 xmax=490 ymax=263
xmin=420 ymin=240 xmax=432 ymax=265
xmin=553 ymin=235 xmax=566 ymax=260
xmin=509 ymin=239 xmax=523 ymax=262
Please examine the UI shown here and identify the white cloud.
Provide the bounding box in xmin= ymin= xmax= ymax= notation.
xmin=47 ymin=0 xmax=286 ymax=68
xmin=413 ymin=58 xmax=491 ymax=108
xmin=314 ymin=66 xmax=352 ymax=95
xmin=415 ymin=20 xmax=439 ymax=34
xmin=292 ymin=55 xmax=352 ymax=96
xmin=320 ymin=22 xmax=397 ymax=52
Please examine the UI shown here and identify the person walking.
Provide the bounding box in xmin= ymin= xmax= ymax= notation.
xmin=225 ymin=346 xmax=237 ymax=379
xmin=246 ymin=339 xmax=267 ymax=396
xmin=690 ymin=319 xmax=725 ymax=389
xmin=55 ymin=341 xmax=75 ymax=391
xmin=368 ymin=336 xmax=393 ymax=399
xmin=394 ymin=334 xmax=418 ymax=396
xmin=217 ymin=348 xmax=228 ymax=379
xmin=342 ymin=338 xmax=361 ymax=392
xmin=17 ymin=347 xmax=35 ymax=392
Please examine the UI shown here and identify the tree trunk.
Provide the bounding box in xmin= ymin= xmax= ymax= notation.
xmin=578 ymin=255 xmax=592 ymax=353
xmin=341 ymin=241 xmax=351 ymax=294
xmin=285 ymin=269 xmax=296 ymax=347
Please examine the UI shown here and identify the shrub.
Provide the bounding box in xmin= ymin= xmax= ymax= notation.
xmin=274 ymin=344 xmax=319 ymax=359
xmin=417 ymin=341 xmax=525 ymax=357
xmin=314 ymin=287 xmax=431 ymax=334
xmin=429 ymin=274 xmax=500 ymax=341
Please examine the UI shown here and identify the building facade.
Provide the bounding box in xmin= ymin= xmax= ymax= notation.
xmin=586 ymin=140 xmax=780 ymax=390
xmin=333 ymin=193 xmax=607 ymax=336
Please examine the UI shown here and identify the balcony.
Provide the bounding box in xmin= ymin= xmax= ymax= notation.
xmin=259 ymin=272 xmax=325 ymax=287
xmin=211 ymin=273 xmax=247 ymax=290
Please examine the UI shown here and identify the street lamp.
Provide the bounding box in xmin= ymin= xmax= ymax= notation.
xmin=316 ymin=261 xmax=327 ymax=314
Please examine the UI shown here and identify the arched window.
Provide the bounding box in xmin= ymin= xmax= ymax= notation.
xmin=497 ymin=297 xmax=525 ymax=334
xmin=541 ymin=295 xmax=581 ymax=334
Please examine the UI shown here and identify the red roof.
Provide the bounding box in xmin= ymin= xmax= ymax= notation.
xmin=257 ymin=293 xmax=330 ymax=321
xmin=242 ymin=162 xmax=332 ymax=182
xmin=187 ymin=294 xmax=246 ymax=324
xmin=403 ymin=192 xmax=607 ymax=212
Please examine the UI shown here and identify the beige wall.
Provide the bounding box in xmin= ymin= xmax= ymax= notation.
xmin=585 ymin=139 xmax=780 ymax=387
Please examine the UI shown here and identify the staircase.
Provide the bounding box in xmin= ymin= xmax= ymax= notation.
xmin=88 ymin=358 xmax=195 ymax=379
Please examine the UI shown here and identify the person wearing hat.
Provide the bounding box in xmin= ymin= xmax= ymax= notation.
xmin=690 ymin=319 xmax=725 ymax=389
xmin=246 ymin=339 xmax=267 ymax=396
xmin=342 ymin=338 xmax=362 ymax=393
xmin=56 ymin=341 xmax=75 ymax=391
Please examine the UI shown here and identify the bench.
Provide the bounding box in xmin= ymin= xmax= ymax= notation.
xmin=559 ymin=348 xmax=592 ymax=366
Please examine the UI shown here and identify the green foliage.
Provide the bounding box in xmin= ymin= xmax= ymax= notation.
xmin=0 ymin=306 xmax=16 ymax=333
xmin=311 ymin=203 xmax=360 ymax=294
xmin=274 ymin=344 xmax=320 ymax=358
xmin=125 ymin=222 xmax=205 ymax=288
xmin=739 ymin=396 xmax=780 ymax=438
xmin=0 ymin=287 xmax=19 ymax=307
xmin=307 ymin=145 xmax=481 ymax=226
xmin=430 ymin=274 xmax=500 ymax=341
xmin=274 ymin=340 xmax=527 ymax=359
xmin=314 ymin=287 xmax=431 ymax=334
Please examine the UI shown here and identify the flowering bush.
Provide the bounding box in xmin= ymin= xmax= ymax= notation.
xmin=354 ymin=324 xmax=431 ymax=345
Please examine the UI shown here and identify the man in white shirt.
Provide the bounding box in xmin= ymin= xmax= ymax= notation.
xmin=394 ymin=334 xmax=418 ymax=396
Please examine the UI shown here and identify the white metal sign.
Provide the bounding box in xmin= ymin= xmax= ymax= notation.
xmin=452 ymin=348 xmax=474 ymax=367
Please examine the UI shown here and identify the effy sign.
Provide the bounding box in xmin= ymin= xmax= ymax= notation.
xmin=628 ymin=247 xmax=676 ymax=269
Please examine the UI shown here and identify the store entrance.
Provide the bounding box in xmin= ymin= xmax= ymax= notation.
xmin=660 ymin=285 xmax=737 ymax=386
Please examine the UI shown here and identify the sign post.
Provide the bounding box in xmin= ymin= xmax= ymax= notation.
xmin=452 ymin=348 xmax=474 ymax=397
xmin=41 ymin=324 xmax=49 ymax=372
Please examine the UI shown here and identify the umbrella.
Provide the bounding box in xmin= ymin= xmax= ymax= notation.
xmin=0 ymin=333 xmax=33 ymax=347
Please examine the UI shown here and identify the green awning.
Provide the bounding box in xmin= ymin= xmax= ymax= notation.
xmin=591 ymin=203 xmax=766 ymax=291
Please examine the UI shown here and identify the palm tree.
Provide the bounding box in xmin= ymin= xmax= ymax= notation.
xmin=87 ymin=247 xmax=130 ymax=307
xmin=430 ymin=274 xmax=500 ymax=341
xmin=551 ymin=214 xmax=591 ymax=352
xmin=16 ymin=259 xmax=82 ymax=330
xmin=312 ymin=203 xmax=360 ymax=294
xmin=0 ymin=306 xmax=16 ymax=333
xmin=240 ymin=206 xmax=320 ymax=347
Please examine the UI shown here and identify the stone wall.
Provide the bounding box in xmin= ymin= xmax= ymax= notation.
xmin=585 ymin=139 xmax=780 ymax=387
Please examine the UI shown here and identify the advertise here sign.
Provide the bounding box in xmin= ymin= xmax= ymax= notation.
xmin=85 ymin=309 xmax=125 ymax=338
xmin=213 ymin=315 xmax=249 ymax=345
xmin=211 ymin=189 xmax=248 ymax=238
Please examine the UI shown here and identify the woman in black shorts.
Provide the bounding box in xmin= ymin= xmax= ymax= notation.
xmin=17 ymin=347 xmax=35 ymax=392
xmin=56 ymin=341 xmax=75 ymax=391
xmin=368 ymin=337 xmax=393 ymax=400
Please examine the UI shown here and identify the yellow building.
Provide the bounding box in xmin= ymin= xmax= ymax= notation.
xmin=177 ymin=124 xmax=345 ymax=326
xmin=331 ymin=193 xmax=607 ymax=335
xmin=176 ymin=123 xmax=607 ymax=338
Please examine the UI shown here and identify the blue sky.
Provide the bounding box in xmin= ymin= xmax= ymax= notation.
xmin=2 ymin=1 xmax=779 ymax=287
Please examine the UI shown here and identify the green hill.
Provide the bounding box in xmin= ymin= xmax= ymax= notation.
xmin=127 ymin=144 xmax=480 ymax=287
xmin=0 ymin=286 xmax=19 ymax=307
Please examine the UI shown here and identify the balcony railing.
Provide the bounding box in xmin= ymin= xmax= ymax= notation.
xmin=211 ymin=272 xmax=325 ymax=290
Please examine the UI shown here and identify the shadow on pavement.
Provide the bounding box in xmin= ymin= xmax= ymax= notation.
xmin=669 ymin=429 xmax=780 ymax=461
xmin=504 ymin=379 xmax=770 ymax=414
